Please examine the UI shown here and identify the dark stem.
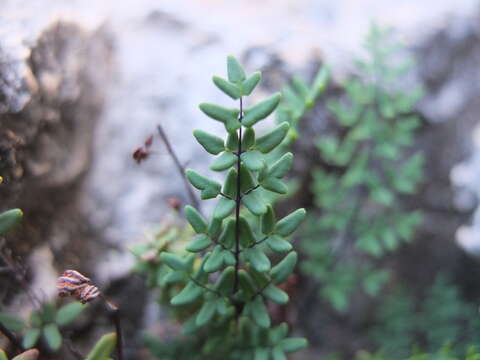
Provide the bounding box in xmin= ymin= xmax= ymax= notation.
xmin=0 ymin=322 xmax=24 ymax=353
xmin=232 ymin=97 xmax=244 ymax=298
xmin=100 ymin=295 xmax=123 ymax=360
xmin=157 ymin=124 xmax=200 ymax=211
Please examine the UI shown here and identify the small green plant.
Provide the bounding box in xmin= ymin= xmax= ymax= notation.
xmin=370 ymin=275 xmax=480 ymax=358
xmin=301 ymin=24 xmax=424 ymax=311
xmin=0 ymin=301 xmax=85 ymax=352
xmin=136 ymin=56 xmax=308 ymax=359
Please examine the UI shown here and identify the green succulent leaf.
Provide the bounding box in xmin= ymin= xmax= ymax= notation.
xmin=245 ymin=247 xmax=271 ymax=273
xmin=248 ymin=297 xmax=270 ymax=328
xmin=266 ymin=235 xmax=292 ymax=253
xmin=204 ymin=246 xmax=224 ymax=273
xmin=199 ymin=103 xmax=240 ymax=133
xmin=185 ymin=205 xmax=208 ymax=233
xmin=196 ymin=299 xmax=217 ymax=327
xmin=186 ymin=234 xmax=212 ymax=252
xmin=213 ymin=76 xmax=241 ymax=99
xmin=240 ymin=150 xmax=264 ymax=171
xmin=242 ymin=72 xmax=261 ymax=96
xmin=242 ymin=127 xmax=256 ymax=149
xmin=262 ymin=284 xmax=289 ymax=304
xmin=280 ymin=338 xmax=308 ymax=353
xmin=275 ymin=209 xmax=306 ymax=237
xmin=171 ymin=282 xmax=203 ymax=305
xmin=271 ymin=252 xmax=297 ymax=284
xmin=0 ymin=312 xmax=25 ymax=332
xmin=227 ymin=55 xmax=246 ymax=83
xmin=22 ymin=328 xmax=41 ymax=349
xmin=0 ymin=209 xmax=23 ymax=236
xmin=210 ymin=152 xmax=236 ymax=171
xmin=186 ymin=169 xmax=222 ymax=199
xmin=242 ymin=190 xmax=267 ymax=216
xmin=193 ymin=129 xmax=225 ymax=155
xmin=261 ymin=178 xmax=288 ymax=194
xmin=269 ymin=153 xmax=293 ymax=178
xmin=55 ymin=302 xmax=86 ymax=327
xmin=43 ymin=323 xmax=62 ymax=351
xmin=261 ymin=205 xmax=275 ymax=234
xmin=256 ymin=122 xmax=290 ymax=153
xmin=85 ymin=333 xmax=117 ymax=360
xmin=239 ymin=217 xmax=256 ymax=247
xmin=213 ymin=197 xmax=236 ymax=219
xmin=160 ymin=253 xmax=186 ymax=271
xmin=243 ymin=93 xmax=282 ymax=127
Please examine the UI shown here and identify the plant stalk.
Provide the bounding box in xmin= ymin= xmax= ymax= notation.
xmin=233 ymin=97 xmax=244 ymax=297
xmin=101 ymin=295 xmax=124 ymax=360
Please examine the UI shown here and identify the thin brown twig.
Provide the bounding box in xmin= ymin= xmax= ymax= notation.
xmin=157 ymin=124 xmax=200 ymax=211
xmin=100 ymin=295 xmax=123 ymax=360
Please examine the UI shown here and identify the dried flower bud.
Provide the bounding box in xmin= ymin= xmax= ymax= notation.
xmin=57 ymin=270 xmax=100 ymax=304
xmin=133 ymin=147 xmax=149 ymax=164
xmin=167 ymin=197 xmax=181 ymax=211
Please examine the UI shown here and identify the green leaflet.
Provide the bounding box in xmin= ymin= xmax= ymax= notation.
xmin=196 ymin=299 xmax=217 ymax=327
xmin=0 ymin=350 xmax=7 ymax=360
xmin=171 ymin=282 xmax=203 ymax=305
xmin=204 ymin=246 xmax=224 ymax=273
xmin=186 ymin=234 xmax=212 ymax=252
xmin=219 ymin=219 xmax=236 ymax=248
xmin=239 ymin=269 xmax=256 ymax=297
xmin=193 ymin=129 xmax=225 ymax=155
xmin=261 ymin=205 xmax=275 ymax=234
xmin=199 ymin=103 xmax=240 ymax=133
xmin=242 ymin=190 xmax=267 ymax=216
xmin=275 ymin=209 xmax=306 ymax=237
xmin=280 ymin=338 xmax=308 ymax=353
xmin=242 ymin=127 xmax=256 ymax=149
xmin=22 ymin=328 xmax=41 ymax=349
xmin=241 ymin=150 xmax=264 ymax=171
xmin=266 ymin=235 xmax=292 ymax=253
xmin=239 ymin=216 xmax=256 ymax=247
xmin=243 ymin=93 xmax=282 ymax=127
xmin=247 ymin=297 xmax=270 ymax=328
xmin=210 ymin=152 xmax=237 ymax=171
xmin=245 ymin=247 xmax=271 ymax=273
xmin=227 ymin=55 xmax=246 ymax=83
xmin=256 ymin=122 xmax=290 ymax=153
xmin=186 ymin=169 xmax=221 ymax=199
xmin=85 ymin=333 xmax=116 ymax=360
xmin=271 ymin=252 xmax=298 ymax=284
xmin=269 ymin=153 xmax=293 ymax=178
xmin=185 ymin=205 xmax=208 ymax=233
xmin=213 ymin=76 xmax=241 ymax=99
xmin=55 ymin=302 xmax=85 ymax=327
xmin=261 ymin=178 xmax=288 ymax=194
xmin=160 ymin=253 xmax=186 ymax=271
xmin=226 ymin=131 xmax=239 ymax=151
xmin=0 ymin=312 xmax=25 ymax=332
xmin=43 ymin=323 xmax=62 ymax=351
xmin=262 ymin=284 xmax=289 ymax=304
xmin=223 ymin=168 xmax=238 ymax=198
xmin=213 ymin=197 xmax=236 ymax=219
xmin=242 ymin=72 xmax=261 ymax=96
xmin=215 ymin=266 xmax=235 ymax=294
xmin=0 ymin=208 xmax=23 ymax=236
